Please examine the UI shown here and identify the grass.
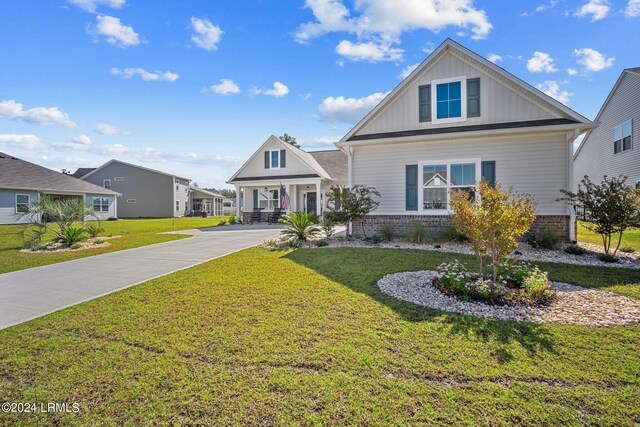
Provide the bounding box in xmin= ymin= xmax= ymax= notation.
xmin=0 ymin=216 xmax=230 ymax=274
xmin=0 ymin=247 xmax=638 ymax=426
xmin=578 ymin=220 xmax=640 ymax=252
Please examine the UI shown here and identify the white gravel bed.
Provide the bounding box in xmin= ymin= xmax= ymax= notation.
xmin=377 ymin=270 xmax=640 ymax=327
xmin=320 ymin=238 xmax=640 ymax=269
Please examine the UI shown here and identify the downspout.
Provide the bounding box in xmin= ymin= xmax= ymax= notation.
xmin=347 ymin=145 xmax=353 ymax=237
xmin=566 ymin=129 xmax=580 ymax=242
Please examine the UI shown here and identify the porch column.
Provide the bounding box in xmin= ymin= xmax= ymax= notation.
xmin=286 ymin=184 xmax=292 ymax=213
xmin=290 ymin=184 xmax=297 ymax=213
xmin=235 ymin=185 xmax=242 ymax=221
xmin=315 ymin=179 xmax=322 ymax=216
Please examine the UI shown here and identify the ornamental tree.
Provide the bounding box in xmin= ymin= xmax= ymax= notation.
xmin=559 ymin=175 xmax=640 ymax=254
xmin=325 ymin=185 xmax=381 ymax=238
xmin=449 ymin=180 xmax=537 ymax=280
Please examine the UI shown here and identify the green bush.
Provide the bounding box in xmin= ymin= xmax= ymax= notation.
xmin=433 ymin=226 xmax=467 ymax=243
xmin=378 ymin=224 xmax=395 ymax=242
xmin=94 ymin=238 xmax=106 ymax=245
xmin=564 ymin=244 xmax=586 ymax=255
xmin=522 ymin=266 xmax=554 ymax=301
xmin=320 ymin=217 xmax=335 ymax=238
xmin=228 ymin=214 xmax=237 ymax=225
xmin=70 ymin=243 xmax=82 ymax=250
xmin=619 ymin=245 xmax=635 ymax=253
xmin=537 ymin=228 xmax=562 ymax=250
xmin=218 ymin=219 xmax=227 ymax=226
xmin=25 ymin=241 xmax=47 ymax=251
xmin=315 ymin=239 xmax=328 ymax=247
xmin=599 ymin=253 xmax=619 ymax=263
xmin=52 ymin=226 xmax=88 ymax=247
xmin=85 ymin=222 xmax=104 ymax=238
xmin=279 ymin=212 xmax=321 ymax=242
xmin=407 ymin=222 xmax=429 ymax=244
xmin=370 ymin=235 xmax=383 ymax=245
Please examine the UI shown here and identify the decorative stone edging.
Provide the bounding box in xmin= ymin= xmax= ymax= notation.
xmin=377 ymin=270 xmax=640 ymax=327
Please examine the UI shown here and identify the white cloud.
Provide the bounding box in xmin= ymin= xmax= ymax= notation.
xmin=294 ymin=0 xmax=492 ymax=62
xmin=206 ymin=79 xmax=240 ymax=95
xmin=190 ymin=17 xmax=223 ymax=51
xmin=487 ymin=53 xmax=503 ymax=63
xmin=399 ymin=63 xmax=420 ymax=79
xmin=253 ymin=82 xmax=289 ymax=98
xmin=521 ymin=0 xmax=558 ymax=16
xmin=626 ymin=0 xmax=640 ymax=17
xmin=574 ymin=0 xmax=611 ymax=21
xmin=95 ymin=122 xmax=128 ymax=135
xmin=567 ymin=68 xmax=578 ymax=75
xmin=318 ymin=91 xmax=389 ymax=123
xmin=67 ymin=0 xmax=125 ymax=13
xmin=335 ymin=40 xmax=402 ymax=62
xmin=299 ymin=135 xmax=341 ymax=149
xmin=111 ymin=67 xmax=179 ymax=82
xmin=573 ymin=48 xmax=614 ymax=72
xmin=72 ymin=134 xmax=92 ymax=145
xmin=0 ymin=134 xmax=44 ymax=150
xmin=0 ymin=100 xmax=77 ymax=128
xmin=526 ymin=52 xmax=558 ymax=73
xmin=90 ymin=15 xmax=139 ymax=47
xmin=536 ymin=80 xmax=573 ymax=105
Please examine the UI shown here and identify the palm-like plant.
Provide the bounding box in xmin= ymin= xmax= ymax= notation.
xmin=52 ymin=226 xmax=88 ymax=246
xmin=278 ymin=212 xmax=321 ymax=241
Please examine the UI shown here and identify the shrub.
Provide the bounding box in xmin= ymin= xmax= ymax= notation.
xmin=370 ymin=235 xmax=383 ymax=245
xmin=436 ymin=260 xmax=471 ymax=294
xmin=70 ymin=243 xmax=82 ymax=250
xmin=560 ymin=175 xmax=640 ymax=254
xmin=320 ymin=217 xmax=335 ymax=238
xmin=218 ymin=219 xmax=227 ymax=226
xmin=619 ymin=245 xmax=636 ymax=253
xmin=289 ymin=239 xmax=301 ymax=249
xmin=536 ymin=228 xmax=562 ymax=250
xmin=279 ymin=212 xmax=321 ymax=242
xmin=228 ymin=214 xmax=237 ymax=225
xmin=378 ymin=224 xmax=395 ymax=242
xmin=52 ymin=226 xmax=88 ymax=247
xmin=326 ymin=185 xmax=381 ymax=238
xmin=315 ymin=239 xmax=328 ymax=247
xmin=522 ymin=266 xmax=555 ymax=302
xmin=433 ymin=226 xmax=467 ymax=243
xmin=599 ymin=253 xmax=619 ymax=263
xmin=450 ymin=180 xmax=536 ymax=281
xmin=85 ymin=222 xmax=104 ymax=238
xmin=94 ymin=238 xmax=106 ymax=245
xmin=407 ymin=222 xmax=429 ymax=244
xmin=564 ymin=244 xmax=586 ymax=255
xmin=25 ymin=241 xmax=47 ymax=251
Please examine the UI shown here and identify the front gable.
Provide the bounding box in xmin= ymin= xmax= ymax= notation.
xmin=229 ymin=136 xmax=327 ymax=182
xmin=342 ymin=39 xmax=591 ymax=142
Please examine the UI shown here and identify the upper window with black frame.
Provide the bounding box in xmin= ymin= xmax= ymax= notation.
xmin=614 ymin=120 xmax=632 ymax=154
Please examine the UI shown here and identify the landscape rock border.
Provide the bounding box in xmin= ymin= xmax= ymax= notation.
xmin=377 ymin=270 xmax=640 ymax=327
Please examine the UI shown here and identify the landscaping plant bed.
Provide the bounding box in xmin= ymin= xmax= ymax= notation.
xmin=378 ymin=270 xmax=640 ymax=327
xmin=20 ymin=235 xmax=121 ymax=253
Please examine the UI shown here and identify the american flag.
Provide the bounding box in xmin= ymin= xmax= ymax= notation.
xmin=280 ymin=184 xmax=290 ymax=210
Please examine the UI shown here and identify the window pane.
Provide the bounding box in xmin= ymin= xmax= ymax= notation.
xmin=614 ymin=140 xmax=622 ymax=153
xmin=16 ymin=195 xmax=29 ymax=204
xmin=451 ymin=187 xmax=476 ymax=202
xmin=623 ymin=136 xmax=632 ymax=151
xmin=424 ymin=188 xmax=447 ymax=209
xmin=450 ymin=163 xmax=475 ymax=185
xmin=622 ymin=121 xmax=632 ymax=137
xmin=423 ymin=164 xmax=447 ymax=188
xmin=436 ymin=101 xmax=448 ymax=119
xmin=436 ymin=84 xmax=448 ymax=102
xmin=449 ymin=99 xmax=461 ymax=118
xmin=271 ymin=151 xmax=279 ymax=167
xmin=448 ymin=81 xmax=461 ymax=100
xmin=614 ymin=126 xmax=622 ymax=141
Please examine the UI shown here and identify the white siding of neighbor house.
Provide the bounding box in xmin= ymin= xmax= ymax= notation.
xmin=173 ymin=178 xmax=190 ymax=217
xmin=0 ymin=190 xmax=39 ymax=224
xmin=352 ymin=133 xmax=570 ymax=215
xmin=574 ymin=72 xmax=640 ymax=189
xmin=84 ymin=194 xmax=117 ymax=220
xmin=234 ymin=138 xmax=318 ymax=179
xmin=357 ymin=50 xmax=559 ymax=136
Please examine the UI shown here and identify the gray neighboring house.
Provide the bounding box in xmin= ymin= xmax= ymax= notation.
xmin=76 ymin=159 xmax=190 ymax=218
xmin=574 ymin=67 xmax=640 ymax=189
xmin=0 ymin=152 xmax=119 ymax=225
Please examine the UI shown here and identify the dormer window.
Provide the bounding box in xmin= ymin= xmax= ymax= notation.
xmin=436 ymin=81 xmax=462 ymax=120
xmin=419 ymin=76 xmax=480 ymax=124
xmin=264 ymin=149 xmax=287 ymax=169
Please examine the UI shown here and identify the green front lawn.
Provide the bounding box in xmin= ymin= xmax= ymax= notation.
xmin=0 ymin=216 xmax=230 ymax=274
xmin=1 ymin=247 xmax=638 ymax=426
xmin=578 ymin=221 xmax=640 ymax=253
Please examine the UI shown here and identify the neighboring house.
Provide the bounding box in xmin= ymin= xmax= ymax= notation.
xmin=77 ymin=160 xmax=190 ymax=218
xmin=336 ymin=39 xmax=595 ymax=241
xmin=189 ymin=186 xmax=224 ymax=216
xmin=227 ymin=135 xmax=347 ymax=222
xmin=574 ymin=67 xmax=640 ymax=189
xmin=222 ymin=198 xmax=237 ymax=215
xmin=0 ymin=152 xmax=119 ymax=224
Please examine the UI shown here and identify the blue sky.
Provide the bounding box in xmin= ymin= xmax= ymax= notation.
xmin=0 ymin=0 xmax=638 ymax=188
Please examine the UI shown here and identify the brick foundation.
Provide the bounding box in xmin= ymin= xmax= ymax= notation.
xmin=352 ymin=214 xmax=571 ymax=241
xmin=242 ymin=211 xmax=281 ymax=224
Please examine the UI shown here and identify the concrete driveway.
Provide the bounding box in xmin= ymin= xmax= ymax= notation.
xmin=0 ymin=224 xmax=281 ymax=329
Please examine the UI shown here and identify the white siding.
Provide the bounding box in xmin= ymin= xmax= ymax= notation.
xmin=352 ymin=133 xmax=570 ymax=215
xmin=357 ymin=50 xmax=558 ymax=136
xmin=574 ymin=72 xmax=640 ymax=189
xmin=235 ymin=139 xmax=318 ymax=178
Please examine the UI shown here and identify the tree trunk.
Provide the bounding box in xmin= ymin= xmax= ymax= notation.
xmin=613 ymin=231 xmax=624 ymax=254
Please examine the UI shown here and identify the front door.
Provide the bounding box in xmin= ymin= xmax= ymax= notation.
xmin=306 ymin=191 xmax=317 ymax=214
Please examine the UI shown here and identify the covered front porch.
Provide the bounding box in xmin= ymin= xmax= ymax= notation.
xmin=234 ymin=178 xmax=333 ymax=223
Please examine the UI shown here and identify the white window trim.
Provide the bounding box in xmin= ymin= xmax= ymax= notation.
xmin=15 ymin=194 xmax=29 ymax=214
xmin=418 ymin=158 xmax=481 ymax=215
xmin=126 ymin=199 xmax=137 ymax=203
xmin=614 ymin=119 xmax=633 ymax=155
xmin=176 ymin=201 xmax=180 ymax=211
xmin=103 ymin=179 xmax=111 ymax=189
xmin=92 ymin=197 xmax=109 ymax=213
xmin=114 ymin=177 xmax=124 ymax=181
xmin=257 ymin=187 xmax=280 ymax=211
xmin=431 ymin=76 xmax=467 ymax=125
xmin=269 ymin=149 xmax=282 ymax=169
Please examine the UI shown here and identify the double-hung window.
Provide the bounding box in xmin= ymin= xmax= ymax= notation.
xmin=93 ymin=197 xmax=109 ymax=213
xmin=271 ymin=150 xmax=280 ymax=168
xmin=420 ymin=160 xmax=478 ymax=212
xmin=614 ymin=120 xmax=632 ymax=154
xmin=15 ymin=194 xmax=29 ymax=213
xmin=103 ymin=179 xmax=111 ymax=190
xmin=258 ymin=188 xmax=279 ymax=210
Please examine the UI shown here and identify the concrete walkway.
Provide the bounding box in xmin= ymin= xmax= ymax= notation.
xmin=0 ymin=224 xmax=281 ymax=329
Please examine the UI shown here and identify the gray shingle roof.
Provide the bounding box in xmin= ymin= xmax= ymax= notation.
xmin=0 ymin=152 xmax=119 ymax=195
xmin=71 ymin=168 xmax=96 ymax=178
xmin=309 ymin=150 xmax=348 ymax=181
